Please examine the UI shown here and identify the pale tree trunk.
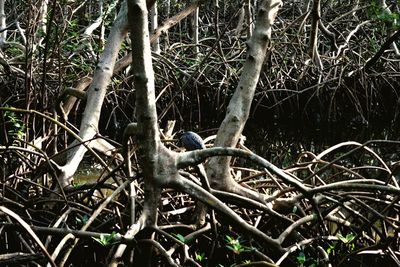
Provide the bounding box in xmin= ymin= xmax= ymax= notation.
xmin=0 ymin=0 xmax=7 ymax=46
xmin=150 ymin=2 xmax=160 ymax=54
xmin=109 ymin=0 xmax=285 ymax=264
xmin=0 ymin=0 xmax=25 ymax=51
xmin=110 ymin=0 xmax=162 ymax=264
xmin=302 ymin=0 xmax=311 ymax=38
xmin=60 ymin=0 xmax=199 ymax=123
xmin=309 ymin=0 xmax=322 ymax=69
xmin=56 ymin=0 xmax=160 ymax=188
xmin=235 ymin=5 xmax=245 ymax=38
xmin=71 ymin=0 xmax=118 ymax=59
xmin=206 ymin=0 xmax=282 ymax=202
xmin=214 ymin=0 xmax=224 ymax=55
xmin=164 ymin=0 xmax=171 ymax=49
xmin=99 ymin=0 xmax=105 ymax=48
xmin=36 ymin=0 xmax=48 ymax=47
xmin=193 ymin=6 xmax=199 ymax=56
xmin=245 ymin=0 xmax=253 ymax=37
xmin=56 ymin=2 xmax=130 ymax=187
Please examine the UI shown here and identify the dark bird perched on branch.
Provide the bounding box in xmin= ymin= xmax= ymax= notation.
xmin=179 ymin=131 xmax=209 ymax=226
xmin=180 ymin=131 xmax=206 ymax=151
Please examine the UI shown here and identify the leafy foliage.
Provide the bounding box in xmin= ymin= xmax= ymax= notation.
xmin=4 ymin=107 xmax=26 ymax=143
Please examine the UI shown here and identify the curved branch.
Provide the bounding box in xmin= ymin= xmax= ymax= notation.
xmin=0 ymin=206 xmax=57 ymax=267
xmin=178 ymin=147 xmax=309 ymax=193
xmin=365 ymin=29 xmax=400 ymax=71
xmin=114 ymin=0 xmax=204 ymax=74
xmin=169 ymin=174 xmax=284 ymax=252
xmin=205 ymin=0 xmax=282 ymax=203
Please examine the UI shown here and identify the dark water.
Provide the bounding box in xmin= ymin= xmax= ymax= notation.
xmin=88 ymin=116 xmax=400 ymax=180
xmin=75 ymin=160 xmax=104 ymax=184
xmin=244 ymin=118 xmax=400 ymax=167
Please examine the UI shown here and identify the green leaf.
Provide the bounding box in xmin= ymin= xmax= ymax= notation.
xmin=174 ymin=233 xmax=186 ymax=243
xmin=76 ymin=214 xmax=89 ymax=225
xmin=225 ymin=235 xmax=234 ymax=243
xmin=195 ymin=252 xmax=205 ymax=262
xmin=337 ymin=232 xmax=355 ymax=244
xmin=296 ymin=251 xmax=306 ymax=264
xmin=92 ymin=232 xmax=118 ymax=246
xmin=326 ymin=243 xmax=336 ymax=254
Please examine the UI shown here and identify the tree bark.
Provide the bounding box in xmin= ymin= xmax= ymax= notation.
xmin=0 ymin=0 xmax=7 ymax=46
xmin=56 ymin=2 xmax=130 ymax=187
xmin=109 ymin=1 xmax=286 ymax=263
xmin=150 ymin=3 xmax=160 ymax=53
xmin=206 ymin=0 xmax=282 ymax=201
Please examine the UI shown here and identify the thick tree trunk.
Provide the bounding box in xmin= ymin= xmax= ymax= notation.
xmin=206 ymin=0 xmax=282 ymax=201
xmin=0 ymin=0 xmax=6 ymax=46
xmin=57 ymin=2 xmax=130 ymax=187
xmin=150 ymin=3 xmax=160 ymax=53
xmin=109 ymin=1 xmax=285 ymax=263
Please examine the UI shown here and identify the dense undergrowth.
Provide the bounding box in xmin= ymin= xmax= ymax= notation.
xmin=1 ymin=125 xmax=400 ymax=265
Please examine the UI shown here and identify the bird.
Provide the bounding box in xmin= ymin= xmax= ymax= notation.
xmin=179 ymin=131 xmax=209 ymax=191
xmin=179 ymin=131 xmax=206 ymax=151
